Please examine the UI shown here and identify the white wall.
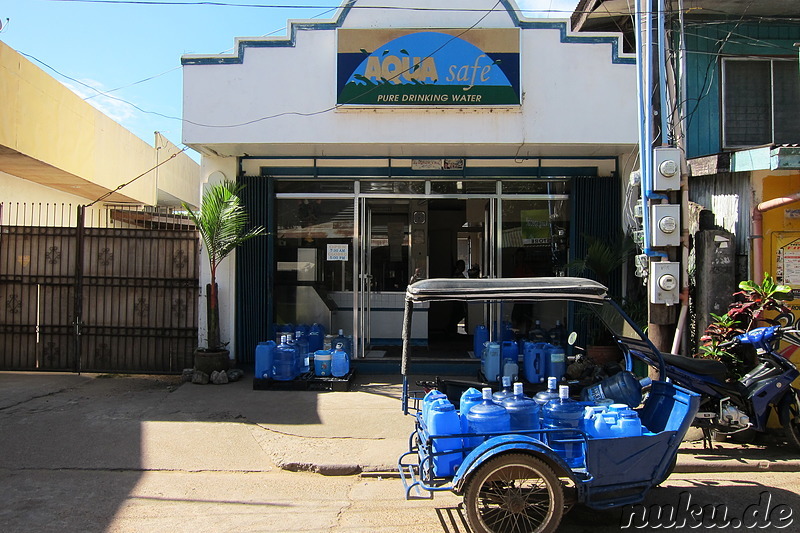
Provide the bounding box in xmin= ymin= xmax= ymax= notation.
xmin=182 ymin=1 xmax=637 ymax=153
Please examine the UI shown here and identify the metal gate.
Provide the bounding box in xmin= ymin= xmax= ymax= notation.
xmin=0 ymin=203 xmax=199 ymax=373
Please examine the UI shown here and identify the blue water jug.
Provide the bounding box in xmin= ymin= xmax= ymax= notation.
xmin=616 ymin=409 xmax=644 ymax=437
xmin=522 ymin=341 xmax=543 ymax=384
xmin=459 ymin=387 xmax=483 ymax=433
xmin=273 ymin=335 xmax=299 ymax=381
xmin=543 ymin=385 xmax=586 ymax=468
xmin=465 ymin=388 xmax=511 ymax=448
xmin=255 ymin=341 xmax=276 ymax=379
xmin=548 ymin=345 xmax=566 ymax=381
xmin=473 ymin=325 xmax=489 ymax=359
xmin=422 ymin=390 xmax=448 ymax=428
xmin=482 ymin=342 xmax=501 ymax=382
xmin=314 ymin=350 xmax=331 ymax=376
xmin=532 ymin=343 xmax=552 ymax=380
xmin=548 ymin=320 xmax=566 ymax=347
xmin=492 ymin=376 xmax=515 ymax=405
xmin=529 ymin=320 xmax=548 ymax=343
xmin=294 ymin=329 xmax=310 ymax=374
xmin=331 ymin=343 xmax=349 ymax=377
xmin=427 ymin=398 xmax=463 ymax=477
xmin=334 ymin=329 xmax=352 ymax=358
xmin=308 ymin=323 xmax=325 ymax=352
xmin=502 ymin=382 xmax=540 ymax=432
xmin=534 ymin=377 xmax=560 ymax=406
xmin=501 ymin=341 xmax=518 ymax=380
xmin=580 ymin=372 xmax=652 ymax=407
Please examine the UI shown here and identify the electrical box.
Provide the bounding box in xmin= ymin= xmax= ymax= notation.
xmin=650 ymin=261 xmax=680 ymax=305
xmin=653 ymin=147 xmax=681 ymax=191
xmin=650 ymin=204 xmax=680 ymax=247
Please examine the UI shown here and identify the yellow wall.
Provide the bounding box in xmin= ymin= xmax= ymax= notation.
xmin=0 ymin=40 xmax=198 ymax=206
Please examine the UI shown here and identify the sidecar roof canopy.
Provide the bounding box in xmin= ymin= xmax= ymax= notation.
xmin=405 ymin=277 xmax=608 ymax=303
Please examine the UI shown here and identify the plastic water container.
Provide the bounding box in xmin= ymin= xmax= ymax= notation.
xmin=502 ymin=382 xmax=540 ymax=432
xmin=534 ymin=377 xmax=560 ymax=406
xmin=482 ymin=342 xmax=502 ymax=382
xmin=314 ymin=351 xmax=331 ymax=376
xmin=255 ymin=341 xmax=276 ymax=379
xmin=331 ymin=344 xmax=349 ymax=377
xmin=580 ymin=372 xmax=652 ymax=407
xmin=542 ymin=385 xmax=586 ymax=467
xmin=334 ymin=329 xmax=352 ymax=358
xmin=617 ymin=409 xmax=644 ymax=437
xmin=427 ymin=398 xmax=463 ymax=477
xmin=492 ymin=376 xmax=515 ymax=404
xmin=273 ymin=335 xmax=298 ymax=381
xmin=293 ymin=330 xmax=310 ymax=374
xmin=308 ymin=323 xmax=325 ymax=352
xmin=422 ymin=390 xmax=448 ymax=428
xmin=548 ymin=345 xmax=566 ymax=381
xmin=529 ymin=320 xmax=548 ymax=343
xmin=522 ymin=341 xmax=543 ymax=384
xmin=473 ymin=325 xmax=489 ymax=359
xmin=459 ymin=387 xmax=483 ymax=433
xmin=549 ymin=320 xmax=566 ymax=347
xmin=465 ymin=388 xmax=511 ymax=448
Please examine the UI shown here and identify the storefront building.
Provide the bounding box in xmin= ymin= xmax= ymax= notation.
xmin=181 ymin=0 xmax=638 ymax=364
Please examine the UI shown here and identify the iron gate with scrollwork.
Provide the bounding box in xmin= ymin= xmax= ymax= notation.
xmin=0 ymin=203 xmax=199 ymax=373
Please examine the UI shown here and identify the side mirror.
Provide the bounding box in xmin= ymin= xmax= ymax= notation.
xmin=567 ymin=331 xmax=578 ymax=346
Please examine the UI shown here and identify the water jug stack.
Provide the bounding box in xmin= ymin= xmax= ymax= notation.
xmin=492 ymin=376 xmax=515 ymax=404
xmin=331 ymin=342 xmax=349 ymax=377
xmin=529 ymin=320 xmax=548 ymax=343
xmin=584 ymin=403 xmax=645 ymax=438
xmin=459 ymin=387 xmax=483 ymax=433
xmin=273 ymin=335 xmax=298 ymax=381
xmin=421 ymin=389 xmax=448 ymax=428
xmin=542 ymin=385 xmax=586 ymax=467
xmin=481 ymin=342 xmax=501 ymax=383
xmin=501 ymin=341 xmax=519 ymax=381
xmin=294 ymin=329 xmax=310 ymax=374
xmin=465 ymin=388 xmax=510 ymax=448
xmin=255 ymin=341 xmax=276 ymax=379
xmin=580 ymin=372 xmax=652 ymax=407
xmin=473 ymin=325 xmax=489 ymax=359
xmin=502 ymin=382 xmax=540 ymax=432
xmin=427 ymin=398 xmax=463 ymax=477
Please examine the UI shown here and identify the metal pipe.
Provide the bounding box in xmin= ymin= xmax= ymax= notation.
xmin=658 ymin=0 xmax=669 ymax=143
xmin=752 ymin=192 xmax=800 ymax=284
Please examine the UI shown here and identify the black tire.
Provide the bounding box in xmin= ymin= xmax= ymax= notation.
xmin=463 ymin=453 xmax=564 ymax=533
xmin=783 ymin=389 xmax=800 ymax=450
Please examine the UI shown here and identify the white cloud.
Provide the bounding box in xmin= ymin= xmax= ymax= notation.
xmin=516 ymin=0 xmax=580 ymax=19
xmin=62 ymin=79 xmax=137 ymax=124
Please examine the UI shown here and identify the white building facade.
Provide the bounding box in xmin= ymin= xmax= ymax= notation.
xmin=182 ymin=0 xmax=638 ymax=365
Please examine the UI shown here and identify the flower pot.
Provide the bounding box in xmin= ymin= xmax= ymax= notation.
xmin=193 ymin=348 xmax=231 ymax=375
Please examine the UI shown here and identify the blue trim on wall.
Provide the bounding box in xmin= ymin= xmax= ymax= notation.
xmin=180 ymin=0 xmax=633 ymax=66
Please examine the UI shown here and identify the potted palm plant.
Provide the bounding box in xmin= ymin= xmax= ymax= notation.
xmin=183 ymin=180 xmax=264 ymax=374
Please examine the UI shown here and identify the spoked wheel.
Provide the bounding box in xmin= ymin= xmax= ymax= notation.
xmin=463 ymin=454 xmax=564 ymax=533
xmin=783 ymin=389 xmax=800 ymax=450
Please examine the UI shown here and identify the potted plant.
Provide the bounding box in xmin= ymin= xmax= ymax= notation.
xmin=183 ymin=180 xmax=265 ymax=374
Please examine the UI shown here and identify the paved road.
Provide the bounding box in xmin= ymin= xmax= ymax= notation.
xmin=1 ymin=371 xmax=798 ymax=532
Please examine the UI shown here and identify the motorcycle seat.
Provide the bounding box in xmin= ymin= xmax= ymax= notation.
xmin=662 ymin=352 xmax=728 ymax=381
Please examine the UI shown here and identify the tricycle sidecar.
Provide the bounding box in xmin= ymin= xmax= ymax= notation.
xmin=397 ymin=277 xmax=699 ymax=533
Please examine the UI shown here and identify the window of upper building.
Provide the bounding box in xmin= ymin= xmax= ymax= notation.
xmin=722 ymin=58 xmax=800 ymax=149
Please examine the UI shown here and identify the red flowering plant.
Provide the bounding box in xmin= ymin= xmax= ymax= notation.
xmin=699 ymin=273 xmax=792 ymax=379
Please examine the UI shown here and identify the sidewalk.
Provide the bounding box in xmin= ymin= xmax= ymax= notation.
xmin=1 ymin=371 xmax=797 ymax=476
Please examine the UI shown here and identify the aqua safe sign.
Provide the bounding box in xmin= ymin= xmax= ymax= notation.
xmin=337 ymin=28 xmax=520 ymax=106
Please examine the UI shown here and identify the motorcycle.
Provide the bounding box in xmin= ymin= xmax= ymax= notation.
xmin=628 ymin=323 xmax=800 ymax=449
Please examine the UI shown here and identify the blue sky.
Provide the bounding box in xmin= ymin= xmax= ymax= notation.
xmin=0 ymin=0 xmax=578 ymax=160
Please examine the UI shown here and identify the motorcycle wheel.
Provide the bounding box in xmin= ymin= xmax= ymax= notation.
xmin=783 ymin=389 xmax=800 ymax=450
xmin=463 ymin=453 xmax=564 ymax=533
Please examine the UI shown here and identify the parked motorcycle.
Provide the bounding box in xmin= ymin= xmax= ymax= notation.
xmin=629 ymin=324 xmax=800 ymax=449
